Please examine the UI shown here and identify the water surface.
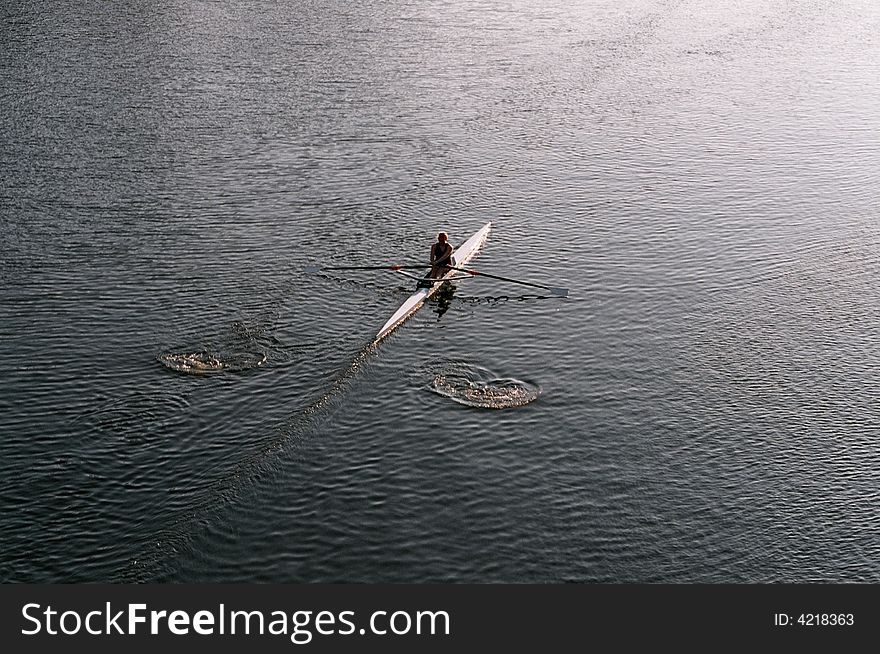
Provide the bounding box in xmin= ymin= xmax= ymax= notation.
xmin=2 ymin=0 xmax=879 ymax=583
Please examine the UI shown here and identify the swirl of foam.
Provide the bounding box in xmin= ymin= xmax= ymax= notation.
xmin=158 ymin=352 xmax=226 ymax=374
xmin=158 ymin=351 xmax=266 ymax=375
xmin=429 ymin=362 xmax=541 ymax=409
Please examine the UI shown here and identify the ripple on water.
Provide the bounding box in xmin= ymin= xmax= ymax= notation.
xmin=427 ymin=361 xmax=541 ymax=409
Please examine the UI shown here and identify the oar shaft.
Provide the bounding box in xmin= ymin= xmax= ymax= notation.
xmin=450 ymin=267 xmax=567 ymax=294
xmin=308 ymin=264 xmax=428 ymax=271
xmin=307 ymin=263 xmax=568 ymax=296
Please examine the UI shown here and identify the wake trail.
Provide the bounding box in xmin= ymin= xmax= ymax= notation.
xmin=120 ymin=339 xmax=380 ymax=582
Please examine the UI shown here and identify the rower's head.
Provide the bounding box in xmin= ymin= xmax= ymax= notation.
xmin=437 ymin=232 xmax=448 ymax=243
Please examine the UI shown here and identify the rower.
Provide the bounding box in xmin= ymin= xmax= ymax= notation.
xmin=430 ymin=231 xmax=456 ymax=277
xmin=417 ymin=231 xmax=456 ymax=288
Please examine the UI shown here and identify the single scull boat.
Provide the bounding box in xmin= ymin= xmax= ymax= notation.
xmin=374 ymin=222 xmax=492 ymax=342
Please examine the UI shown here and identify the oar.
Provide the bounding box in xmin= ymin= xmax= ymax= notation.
xmin=450 ymin=267 xmax=569 ymax=297
xmin=305 ymin=264 xmax=428 ymax=273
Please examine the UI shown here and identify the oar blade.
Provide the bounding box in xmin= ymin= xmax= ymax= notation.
xmin=550 ymin=287 xmax=569 ymax=297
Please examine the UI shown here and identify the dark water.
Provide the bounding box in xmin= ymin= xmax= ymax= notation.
xmin=2 ymin=0 xmax=879 ymax=583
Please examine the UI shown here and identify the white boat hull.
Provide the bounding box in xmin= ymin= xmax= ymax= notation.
xmin=374 ymin=222 xmax=492 ymax=342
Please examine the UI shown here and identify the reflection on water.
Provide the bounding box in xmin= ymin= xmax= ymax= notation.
xmin=429 ymin=281 xmax=456 ymax=321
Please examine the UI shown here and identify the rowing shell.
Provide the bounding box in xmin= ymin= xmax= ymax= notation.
xmin=374 ymin=222 xmax=492 ymax=342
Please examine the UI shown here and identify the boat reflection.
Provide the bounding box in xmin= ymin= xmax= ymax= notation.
xmin=430 ymin=280 xmax=456 ymax=320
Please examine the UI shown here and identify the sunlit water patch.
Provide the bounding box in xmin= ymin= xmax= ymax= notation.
xmin=428 ymin=362 xmax=541 ymax=409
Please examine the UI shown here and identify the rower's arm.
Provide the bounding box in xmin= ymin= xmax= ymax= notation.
xmin=432 ymin=244 xmax=454 ymax=265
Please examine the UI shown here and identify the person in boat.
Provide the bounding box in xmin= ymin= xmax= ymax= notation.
xmin=430 ymin=231 xmax=456 ymax=279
